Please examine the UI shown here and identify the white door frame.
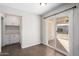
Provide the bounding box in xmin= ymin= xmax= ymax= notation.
xmin=0 ymin=15 xmax=1 ymax=52
xmin=0 ymin=13 xmax=5 ymax=53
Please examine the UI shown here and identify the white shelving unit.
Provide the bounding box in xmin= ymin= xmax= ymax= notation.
xmin=2 ymin=14 xmax=21 ymax=46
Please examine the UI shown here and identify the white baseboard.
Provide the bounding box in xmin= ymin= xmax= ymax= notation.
xmin=21 ymin=42 xmax=41 ymax=49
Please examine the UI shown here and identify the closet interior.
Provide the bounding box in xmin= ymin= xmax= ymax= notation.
xmin=1 ymin=14 xmax=21 ymax=47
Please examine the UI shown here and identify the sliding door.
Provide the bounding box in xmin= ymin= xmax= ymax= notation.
xmin=44 ymin=9 xmax=73 ymax=55
xmin=47 ymin=17 xmax=56 ymax=48
xmin=55 ymin=9 xmax=73 ymax=55
xmin=56 ymin=15 xmax=69 ymax=55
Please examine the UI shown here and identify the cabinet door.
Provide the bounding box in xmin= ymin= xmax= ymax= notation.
xmin=10 ymin=34 xmax=20 ymax=44
xmin=15 ymin=34 xmax=20 ymax=43
xmin=3 ymin=34 xmax=10 ymax=46
xmin=5 ymin=15 xmax=20 ymax=26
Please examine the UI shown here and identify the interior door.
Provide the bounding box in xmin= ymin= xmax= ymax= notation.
xmin=48 ymin=19 xmax=56 ymax=48
xmin=55 ymin=9 xmax=73 ymax=55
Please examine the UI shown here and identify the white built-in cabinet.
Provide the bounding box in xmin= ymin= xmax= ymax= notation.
xmin=5 ymin=15 xmax=20 ymax=26
xmin=2 ymin=14 xmax=21 ymax=46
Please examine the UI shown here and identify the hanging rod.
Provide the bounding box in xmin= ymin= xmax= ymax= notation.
xmin=43 ymin=6 xmax=77 ymax=19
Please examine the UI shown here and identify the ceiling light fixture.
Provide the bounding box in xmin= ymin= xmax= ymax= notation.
xmin=40 ymin=3 xmax=47 ymax=6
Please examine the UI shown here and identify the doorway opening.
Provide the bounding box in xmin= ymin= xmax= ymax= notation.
xmin=1 ymin=14 xmax=22 ymax=55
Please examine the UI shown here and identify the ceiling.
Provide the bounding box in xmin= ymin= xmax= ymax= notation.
xmin=0 ymin=3 xmax=62 ymax=15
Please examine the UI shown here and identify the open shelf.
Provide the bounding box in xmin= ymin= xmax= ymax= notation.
xmin=56 ymin=24 xmax=69 ymax=26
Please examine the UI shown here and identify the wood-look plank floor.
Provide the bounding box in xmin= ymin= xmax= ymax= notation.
xmin=1 ymin=43 xmax=65 ymax=56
